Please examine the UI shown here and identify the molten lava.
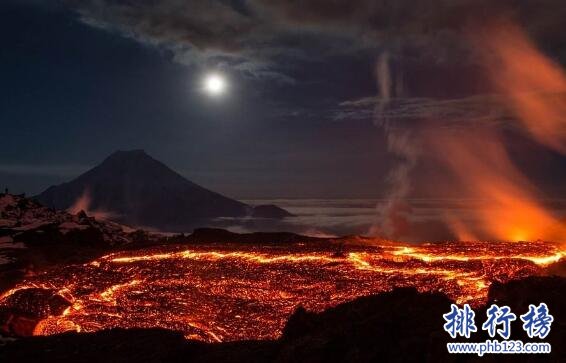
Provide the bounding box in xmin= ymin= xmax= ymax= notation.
xmin=1 ymin=240 xmax=563 ymax=342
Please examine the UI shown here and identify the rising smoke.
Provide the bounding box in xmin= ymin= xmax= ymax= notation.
xmin=68 ymin=189 xmax=116 ymax=221
xmin=371 ymin=21 xmax=566 ymax=242
xmin=370 ymin=52 xmax=418 ymax=239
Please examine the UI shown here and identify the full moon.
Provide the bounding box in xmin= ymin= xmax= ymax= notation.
xmin=203 ymin=73 xmax=227 ymax=96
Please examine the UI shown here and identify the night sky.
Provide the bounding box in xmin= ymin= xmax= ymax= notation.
xmin=2 ymin=0 xmax=565 ymax=200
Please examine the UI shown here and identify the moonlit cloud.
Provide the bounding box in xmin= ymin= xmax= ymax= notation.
xmin=57 ymin=0 xmax=566 ymax=110
xmin=335 ymin=94 xmax=515 ymax=127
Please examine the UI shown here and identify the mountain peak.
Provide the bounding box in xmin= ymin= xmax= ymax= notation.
xmin=97 ymin=150 xmax=167 ymax=176
xmin=104 ymin=149 xmax=151 ymax=162
xmin=36 ymin=150 xmax=290 ymax=231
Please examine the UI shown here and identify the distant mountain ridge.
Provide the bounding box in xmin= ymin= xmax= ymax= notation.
xmin=36 ymin=150 xmax=291 ymax=231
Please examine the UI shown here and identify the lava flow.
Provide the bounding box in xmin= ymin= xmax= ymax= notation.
xmin=1 ymin=240 xmax=563 ymax=342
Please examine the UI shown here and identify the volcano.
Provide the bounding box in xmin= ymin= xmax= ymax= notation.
xmin=36 ymin=150 xmax=291 ymax=231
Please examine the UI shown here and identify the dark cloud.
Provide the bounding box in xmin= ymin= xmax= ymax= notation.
xmin=71 ymin=0 xmax=256 ymax=51
xmin=64 ymin=0 xmax=566 ymax=86
xmin=256 ymin=0 xmax=565 ymax=41
xmin=66 ymin=0 xmax=345 ymax=83
xmin=66 ymin=0 xmax=284 ymax=81
xmin=257 ymin=0 xmax=566 ymax=75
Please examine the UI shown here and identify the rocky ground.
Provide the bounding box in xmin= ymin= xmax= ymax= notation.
xmin=0 ymin=193 xmax=138 ymax=292
xmin=0 ymin=276 xmax=564 ymax=362
xmin=0 ymin=193 xmax=331 ymax=294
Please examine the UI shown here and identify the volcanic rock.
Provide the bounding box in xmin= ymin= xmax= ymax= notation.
xmin=0 ymin=193 xmax=133 ymax=292
xmin=189 ymin=228 xmax=322 ymax=244
xmin=0 ymin=328 xmax=187 ymax=363
xmin=0 ymin=288 xmax=71 ymax=336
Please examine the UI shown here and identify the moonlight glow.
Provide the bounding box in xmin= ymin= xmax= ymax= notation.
xmin=203 ymin=73 xmax=227 ymax=96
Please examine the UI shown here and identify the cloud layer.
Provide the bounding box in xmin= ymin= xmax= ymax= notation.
xmin=67 ymin=0 xmax=566 ymax=73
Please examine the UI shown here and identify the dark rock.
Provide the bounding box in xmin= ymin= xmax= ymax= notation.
xmin=2 ymin=288 xmax=71 ymax=319
xmin=76 ymin=210 xmax=88 ymax=220
xmin=0 ymin=193 xmax=136 ymax=293
xmin=487 ymin=276 xmax=566 ymax=314
xmin=279 ymin=288 xmax=454 ymax=363
xmin=545 ymin=260 xmax=566 ymax=277
xmin=189 ymin=228 xmax=323 ymax=244
xmin=0 ymin=328 xmax=187 ymax=363
xmin=0 ymin=288 xmax=71 ymax=336
xmin=0 ymin=311 xmax=38 ymax=337
xmin=189 ymin=228 xmax=240 ymax=242
xmin=13 ymin=223 xmax=106 ymax=247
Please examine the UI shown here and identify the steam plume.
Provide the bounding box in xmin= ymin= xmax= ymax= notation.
xmin=68 ymin=189 xmax=116 ymax=221
xmin=427 ymin=20 xmax=566 ymax=242
xmin=475 ymin=22 xmax=566 ymax=155
xmin=370 ymin=52 xmax=418 ymax=239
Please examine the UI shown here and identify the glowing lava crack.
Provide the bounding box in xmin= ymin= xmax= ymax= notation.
xmin=1 ymin=241 xmax=563 ymax=342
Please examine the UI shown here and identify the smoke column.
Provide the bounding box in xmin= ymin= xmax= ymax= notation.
xmin=369 ymin=52 xmax=418 ymax=239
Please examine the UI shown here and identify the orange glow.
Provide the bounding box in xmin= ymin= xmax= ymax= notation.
xmin=422 ymin=21 xmax=566 ymax=243
xmin=475 ymin=22 xmax=566 ymax=155
xmin=429 ymin=129 xmax=566 ymax=242
xmin=67 ymin=189 xmax=115 ymax=220
xmin=1 ymin=241 xmax=563 ymax=342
